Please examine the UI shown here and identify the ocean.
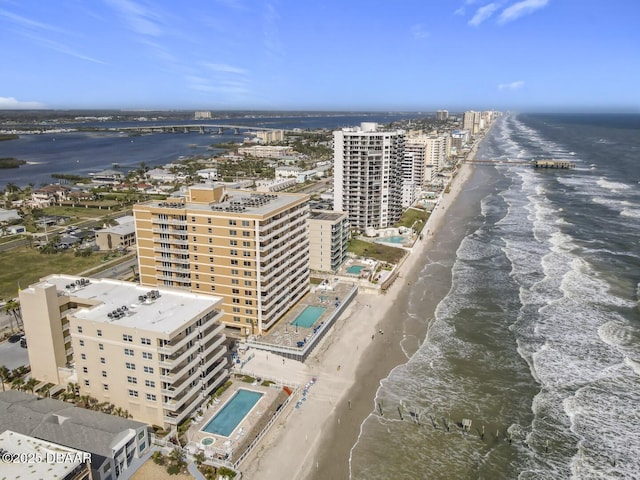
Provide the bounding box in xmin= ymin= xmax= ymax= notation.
xmin=350 ymin=113 xmax=640 ymax=479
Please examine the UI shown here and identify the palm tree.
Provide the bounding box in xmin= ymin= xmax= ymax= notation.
xmin=38 ymin=383 xmax=51 ymax=398
xmin=3 ymin=299 xmax=23 ymax=330
xmin=0 ymin=366 xmax=10 ymax=392
xmin=24 ymin=377 xmax=39 ymax=394
xmin=11 ymin=377 xmax=24 ymax=391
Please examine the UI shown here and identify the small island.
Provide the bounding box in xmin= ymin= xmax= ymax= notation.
xmin=0 ymin=157 xmax=27 ymax=169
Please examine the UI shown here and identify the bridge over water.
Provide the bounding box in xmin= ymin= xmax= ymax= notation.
xmin=103 ymin=124 xmax=293 ymax=135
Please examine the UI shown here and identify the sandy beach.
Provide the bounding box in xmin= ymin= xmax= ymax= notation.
xmin=239 ymin=141 xmax=483 ymax=480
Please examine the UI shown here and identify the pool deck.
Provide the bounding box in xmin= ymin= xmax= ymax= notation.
xmin=186 ymin=379 xmax=288 ymax=464
xmin=251 ymin=280 xmax=356 ymax=352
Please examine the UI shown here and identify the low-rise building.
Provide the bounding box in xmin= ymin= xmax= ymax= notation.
xmin=238 ymin=145 xmax=294 ymax=158
xmin=0 ymin=390 xmax=148 ymax=480
xmin=95 ymin=220 xmax=136 ymax=251
xmin=19 ymin=276 xmax=228 ymax=428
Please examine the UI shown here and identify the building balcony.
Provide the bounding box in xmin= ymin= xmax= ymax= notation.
xmin=151 ymin=218 xmax=187 ymax=226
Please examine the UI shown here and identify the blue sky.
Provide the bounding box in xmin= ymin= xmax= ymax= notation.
xmin=1 ymin=0 xmax=639 ymax=112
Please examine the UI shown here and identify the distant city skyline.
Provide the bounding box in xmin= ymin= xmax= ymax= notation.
xmin=1 ymin=0 xmax=639 ymax=112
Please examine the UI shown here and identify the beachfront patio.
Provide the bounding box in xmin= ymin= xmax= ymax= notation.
xmin=185 ymin=378 xmax=292 ymax=465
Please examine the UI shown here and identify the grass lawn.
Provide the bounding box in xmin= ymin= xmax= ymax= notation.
xmin=0 ymin=247 xmax=123 ymax=299
xmin=347 ymin=238 xmax=406 ymax=264
xmin=394 ymin=207 xmax=430 ymax=232
xmin=42 ymin=204 xmax=122 ymax=218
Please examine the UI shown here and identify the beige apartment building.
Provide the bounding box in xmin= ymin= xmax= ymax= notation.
xmin=19 ymin=275 xmax=228 ymax=427
xmin=133 ymin=184 xmax=310 ymax=336
xmin=308 ymin=211 xmax=350 ymax=272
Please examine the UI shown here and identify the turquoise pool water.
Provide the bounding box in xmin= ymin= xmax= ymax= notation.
xmin=201 ymin=389 xmax=263 ymax=437
xmin=346 ymin=265 xmax=365 ymax=274
xmin=378 ymin=235 xmax=406 ymax=244
xmin=291 ymin=305 xmax=327 ymax=328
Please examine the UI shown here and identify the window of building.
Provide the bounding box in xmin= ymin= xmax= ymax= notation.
xmin=207 ymin=218 xmax=212 ymax=224
xmin=233 ymin=316 xmax=241 ymax=322
xmin=230 ymin=230 xmax=237 ymax=236
xmin=84 ymin=380 xmax=90 ymax=386
xmin=244 ymin=280 xmax=252 ymax=286
xmin=141 ymin=338 xmax=151 ymax=345
xmin=97 ymin=329 xmax=102 ymax=337
xmin=124 ymin=348 xmax=134 ymax=356
xmin=231 ymin=269 xmax=239 ymax=275
xmin=128 ymin=390 xmax=138 ymax=398
xmin=77 ymin=326 xmax=83 ymax=333
xmin=102 ymin=371 xmax=107 ymax=378
xmin=230 ymin=249 xmax=238 ymax=256
xmin=245 ymin=309 xmax=253 ymax=315
xmin=145 ymin=380 xmax=155 ymax=388
xmin=127 ymin=376 xmax=137 ymax=384
xmin=244 ymin=271 xmax=252 ymax=277
xmin=80 ymin=353 xmax=86 ymax=360
xmin=243 ymin=261 xmax=251 ymax=267
xmin=229 ymin=220 xmax=236 ymax=226
xmin=195 ymin=283 xmax=200 ymax=289
xmin=143 ymin=366 xmax=154 ymax=374
xmin=232 ymin=288 xmax=240 ymax=294
xmin=99 ymin=343 xmax=104 ymax=350
xmin=126 ymin=362 xmax=136 ymax=370
xmin=192 ymin=226 xmax=196 ymax=232
xmin=243 ymin=231 xmax=251 ymax=237
xmin=103 ymin=384 xmax=109 ymax=391
xmin=123 ymin=334 xmax=133 ymax=342
xmin=232 ymin=307 xmax=240 ymax=313
xmin=142 ymin=352 xmax=152 ymax=360
xmin=245 ymin=300 xmax=253 ymax=305
xmin=232 ymin=298 xmax=240 ymax=304
xmin=230 ymin=240 xmax=238 ymax=246
xmin=82 ymin=366 xmax=88 ymax=373
xmin=243 ymin=251 xmax=251 ymax=257
xmin=146 ymin=393 xmax=157 ymax=401
xmin=210 ymin=285 xmax=216 ymax=291
xmin=231 ymin=259 xmax=238 ymax=265
xmin=100 ymin=357 xmax=106 ymax=364
xmin=231 ymin=279 xmax=239 ymax=285
xmin=208 ymin=227 xmax=212 ymax=233
xmin=242 ymin=220 xmax=251 ymax=227
xmin=79 ymin=339 xmax=84 ymax=347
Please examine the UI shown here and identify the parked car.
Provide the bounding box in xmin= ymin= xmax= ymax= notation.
xmin=8 ymin=334 xmax=22 ymax=343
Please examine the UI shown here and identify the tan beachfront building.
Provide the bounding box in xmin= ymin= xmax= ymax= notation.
xmin=308 ymin=210 xmax=350 ymax=272
xmin=19 ymin=275 xmax=228 ymax=428
xmin=133 ymin=183 xmax=310 ymax=336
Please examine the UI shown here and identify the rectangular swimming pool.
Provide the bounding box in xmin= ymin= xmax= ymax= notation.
xmin=346 ymin=265 xmax=365 ymax=274
xmin=201 ymin=389 xmax=263 ymax=437
xmin=291 ymin=305 xmax=326 ymax=328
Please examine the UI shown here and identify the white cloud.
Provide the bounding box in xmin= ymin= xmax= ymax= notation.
xmin=411 ymin=24 xmax=429 ymax=39
xmin=498 ymin=80 xmax=525 ymax=90
xmin=204 ymin=63 xmax=248 ymax=75
xmin=498 ymin=0 xmax=549 ymax=24
xmin=468 ymin=3 xmax=499 ymax=26
xmin=105 ymin=0 xmax=165 ymax=36
xmin=0 ymin=97 xmax=45 ymax=109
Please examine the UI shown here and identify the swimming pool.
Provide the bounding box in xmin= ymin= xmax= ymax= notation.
xmin=346 ymin=265 xmax=365 ymax=274
xmin=201 ymin=389 xmax=263 ymax=437
xmin=291 ymin=305 xmax=326 ymax=328
xmin=378 ymin=235 xmax=406 ymax=244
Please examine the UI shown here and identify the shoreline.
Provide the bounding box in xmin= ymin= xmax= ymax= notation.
xmin=239 ymin=138 xmax=485 ymax=479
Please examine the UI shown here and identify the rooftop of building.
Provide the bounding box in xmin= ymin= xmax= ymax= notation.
xmin=309 ymin=210 xmax=347 ymax=221
xmin=97 ymin=221 xmax=136 ymax=235
xmin=0 ymin=430 xmax=87 ymax=480
xmin=25 ymin=275 xmax=222 ymax=335
xmin=141 ymin=186 xmax=308 ymax=217
xmin=0 ymin=391 xmax=145 ymax=459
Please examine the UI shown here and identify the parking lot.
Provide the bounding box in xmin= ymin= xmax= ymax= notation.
xmin=0 ymin=338 xmax=30 ymax=370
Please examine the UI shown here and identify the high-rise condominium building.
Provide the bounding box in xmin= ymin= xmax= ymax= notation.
xmin=333 ymin=122 xmax=404 ymax=232
xmin=463 ymin=111 xmax=481 ymax=135
xmin=194 ymin=111 xmax=212 ymax=120
xmin=19 ymin=275 xmax=228 ymax=427
xmin=436 ymin=110 xmax=449 ymax=121
xmin=308 ymin=211 xmax=350 ymax=272
xmin=405 ymin=134 xmax=448 ymax=187
xmin=134 ymin=184 xmax=310 ymax=336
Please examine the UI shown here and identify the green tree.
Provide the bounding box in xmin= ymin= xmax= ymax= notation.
xmin=11 ymin=377 xmax=24 ymax=391
xmin=24 ymin=377 xmax=38 ymax=394
xmin=0 ymin=366 xmax=10 ymax=392
xmin=3 ymin=298 xmax=23 ymax=330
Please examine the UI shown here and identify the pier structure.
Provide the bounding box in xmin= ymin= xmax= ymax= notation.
xmin=463 ymin=158 xmax=576 ymax=169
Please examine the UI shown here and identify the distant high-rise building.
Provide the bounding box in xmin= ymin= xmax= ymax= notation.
xmin=333 ymin=123 xmax=404 ymax=232
xmin=255 ymin=130 xmax=285 ymax=143
xmin=436 ymin=110 xmax=449 ymax=121
xmin=463 ymin=111 xmax=481 ymax=135
xmin=133 ymin=184 xmax=310 ymax=336
xmin=405 ymin=134 xmax=448 ymax=187
xmin=194 ymin=111 xmax=212 ymax=120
